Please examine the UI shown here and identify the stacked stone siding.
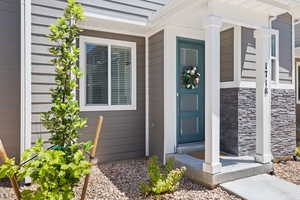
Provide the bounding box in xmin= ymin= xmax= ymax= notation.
xmin=220 ymin=88 xmax=239 ymax=155
xmin=271 ymin=89 xmax=296 ymax=157
xmin=220 ymin=88 xmax=296 ymax=158
xmin=237 ymin=88 xmax=256 ymax=156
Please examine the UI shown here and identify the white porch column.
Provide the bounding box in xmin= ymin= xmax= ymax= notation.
xmin=203 ymin=15 xmax=222 ymax=174
xmin=254 ymin=28 xmax=272 ymax=164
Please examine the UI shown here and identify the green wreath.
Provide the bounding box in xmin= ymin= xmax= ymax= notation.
xmin=182 ymin=66 xmax=200 ymax=89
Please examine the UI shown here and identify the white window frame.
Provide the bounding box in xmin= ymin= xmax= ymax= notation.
xmin=296 ymin=62 xmax=300 ymax=104
xmin=79 ymin=36 xmax=137 ymax=111
xmin=270 ymin=29 xmax=279 ymax=84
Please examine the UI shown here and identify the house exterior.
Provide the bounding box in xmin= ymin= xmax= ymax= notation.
xmin=1 ymin=0 xmax=300 ymax=178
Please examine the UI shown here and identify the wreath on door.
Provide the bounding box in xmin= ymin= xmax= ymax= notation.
xmin=182 ymin=66 xmax=200 ymax=89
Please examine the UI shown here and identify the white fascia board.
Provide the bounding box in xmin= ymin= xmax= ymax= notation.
xmin=79 ymin=15 xmax=149 ymax=37
xmin=85 ymin=12 xmax=148 ymax=26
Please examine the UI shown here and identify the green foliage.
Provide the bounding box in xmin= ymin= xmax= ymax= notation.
xmin=295 ymin=144 xmax=300 ymax=156
xmin=0 ymin=1 xmax=91 ymax=199
xmin=139 ymin=156 xmax=186 ymax=196
xmin=0 ymin=139 xmax=92 ymax=200
xmin=42 ymin=0 xmax=86 ymax=147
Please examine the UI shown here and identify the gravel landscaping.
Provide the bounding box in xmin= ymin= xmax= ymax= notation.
xmin=0 ymin=158 xmax=240 ymax=200
xmin=273 ymin=160 xmax=300 ymax=185
xmin=1 ymin=158 xmax=300 ymax=199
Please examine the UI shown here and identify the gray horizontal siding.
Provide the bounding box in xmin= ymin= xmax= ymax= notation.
xmin=31 ymin=27 xmax=146 ymax=163
xmin=78 ymin=30 xmax=145 ymax=163
xmin=241 ymin=13 xmax=293 ymax=83
xmin=0 ymin=0 xmax=20 ymax=161
xmin=241 ymin=27 xmax=256 ymax=80
xmin=31 ymin=0 xmax=150 ymax=162
xmin=272 ymin=13 xmax=293 ymax=84
xmin=31 ymin=0 xmax=170 ymax=25
xmin=221 ymin=28 xmax=234 ymax=82
xmin=149 ymin=30 xmax=164 ymax=160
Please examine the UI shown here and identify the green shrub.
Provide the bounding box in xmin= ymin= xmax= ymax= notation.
xmin=295 ymin=144 xmax=300 ymax=157
xmin=140 ymin=156 xmax=186 ymax=195
xmin=0 ymin=139 xmax=92 ymax=200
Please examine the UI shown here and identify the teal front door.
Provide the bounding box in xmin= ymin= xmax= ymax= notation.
xmin=177 ymin=37 xmax=205 ymax=144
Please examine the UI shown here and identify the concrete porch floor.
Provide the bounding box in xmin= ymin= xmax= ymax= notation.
xmin=167 ymin=154 xmax=273 ymax=187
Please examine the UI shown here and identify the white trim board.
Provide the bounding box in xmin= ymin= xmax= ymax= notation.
xmin=84 ymin=12 xmax=148 ymax=26
xmin=145 ymin=35 xmax=149 ymax=156
xmin=221 ymin=81 xmax=295 ymax=89
xmin=21 ymin=0 xmax=32 ymax=184
xmin=20 ymin=0 xmax=32 ymax=155
xmin=79 ymin=36 xmax=137 ymax=112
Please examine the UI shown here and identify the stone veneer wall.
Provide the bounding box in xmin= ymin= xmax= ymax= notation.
xmin=220 ymin=88 xmax=239 ymax=155
xmin=237 ymin=88 xmax=256 ymax=156
xmin=220 ymin=88 xmax=296 ymax=158
xmin=271 ymin=89 xmax=296 ymax=157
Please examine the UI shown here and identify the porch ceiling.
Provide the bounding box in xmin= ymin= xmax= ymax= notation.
xmin=150 ymin=0 xmax=300 ymax=24
xmin=218 ymin=0 xmax=296 ymax=16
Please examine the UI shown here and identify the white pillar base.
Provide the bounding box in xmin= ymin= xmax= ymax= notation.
xmin=255 ymin=154 xmax=272 ymax=164
xmin=203 ymin=162 xmax=222 ymax=174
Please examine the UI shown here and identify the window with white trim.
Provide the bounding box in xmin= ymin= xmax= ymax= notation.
xmin=270 ymin=30 xmax=279 ymax=83
xmin=80 ymin=36 xmax=137 ymax=111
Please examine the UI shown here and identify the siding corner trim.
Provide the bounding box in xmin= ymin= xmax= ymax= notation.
xmin=20 ymin=0 xmax=32 ymax=157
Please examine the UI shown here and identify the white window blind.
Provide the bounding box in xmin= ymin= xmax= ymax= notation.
xmin=111 ymin=46 xmax=132 ymax=105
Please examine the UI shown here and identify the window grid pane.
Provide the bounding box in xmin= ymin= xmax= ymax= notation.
xmin=271 ymin=59 xmax=276 ymax=81
xmin=271 ymin=34 xmax=276 ymax=57
xmin=86 ymin=44 xmax=108 ymax=105
xmin=111 ymin=46 xmax=132 ymax=105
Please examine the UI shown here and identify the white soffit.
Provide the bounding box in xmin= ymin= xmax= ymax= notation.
xmin=219 ymin=0 xmax=292 ymax=16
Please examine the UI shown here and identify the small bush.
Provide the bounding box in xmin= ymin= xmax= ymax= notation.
xmin=0 ymin=139 xmax=92 ymax=199
xmin=140 ymin=156 xmax=186 ymax=196
xmin=295 ymin=144 xmax=300 ymax=157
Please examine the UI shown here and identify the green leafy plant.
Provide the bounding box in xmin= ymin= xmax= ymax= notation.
xmin=42 ymin=0 xmax=86 ymax=148
xmin=139 ymin=156 xmax=186 ymax=196
xmin=0 ymin=139 xmax=92 ymax=200
xmin=295 ymin=143 xmax=300 ymax=157
xmin=0 ymin=0 xmax=91 ymax=199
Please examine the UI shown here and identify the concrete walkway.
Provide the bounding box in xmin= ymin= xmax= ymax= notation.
xmin=221 ymin=174 xmax=300 ymax=200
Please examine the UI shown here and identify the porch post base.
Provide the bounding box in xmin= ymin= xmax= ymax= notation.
xmin=203 ymin=162 xmax=222 ymax=174
xmin=255 ymin=154 xmax=272 ymax=164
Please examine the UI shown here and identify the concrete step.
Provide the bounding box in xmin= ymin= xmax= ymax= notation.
xmin=221 ymin=174 xmax=300 ymax=200
xmin=167 ymin=154 xmax=273 ymax=187
xmin=176 ymin=142 xmax=205 ymax=154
